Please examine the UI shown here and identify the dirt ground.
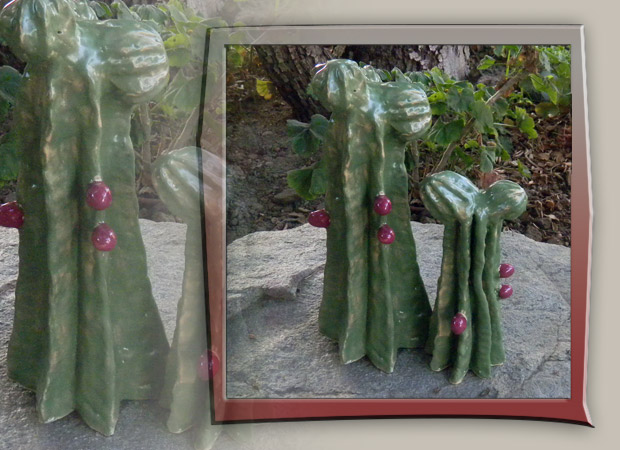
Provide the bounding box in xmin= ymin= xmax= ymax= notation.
xmin=225 ymin=74 xmax=572 ymax=247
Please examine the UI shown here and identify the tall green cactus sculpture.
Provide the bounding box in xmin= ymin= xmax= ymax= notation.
xmin=421 ymin=171 xmax=527 ymax=384
xmin=153 ymin=147 xmax=222 ymax=447
xmin=308 ymin=60 xmax=432 ymax=373
xmin=0 ymin=0 xmax=169 ymax=435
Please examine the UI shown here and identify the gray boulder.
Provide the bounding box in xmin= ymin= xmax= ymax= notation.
xmin=226 ymin=222 xmax=571 ymax=399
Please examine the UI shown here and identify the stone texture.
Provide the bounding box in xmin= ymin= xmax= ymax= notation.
xmin=226 ymin=222 xmax=571 ymax=399
xmin=0 ymin=219 xmax=571 ymax=449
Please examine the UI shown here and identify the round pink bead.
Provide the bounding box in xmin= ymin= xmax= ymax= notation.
xmin=499 ymin=284 xmax=513 ymax=299
xmin=377 ymin=224 xmax=395 ymax=244
xmin=198 ymin=349 xmax=220 ymax=381
xmin=451 ymin=313 xmax=467 ymax=335
xmin=499 ymin=263 xmax=515 ymax=278
xmin=92 ymin=223 xmax=117 ymax=251
xmin=0 ymin=202 xmax=24 ymax=229
xmin=373 ymin=194 xmax=392 ymax=216
xmin=86 ymin=181 xmax=113 ymax=211
xmin=308 ymin=209 xmax=330 ymax=228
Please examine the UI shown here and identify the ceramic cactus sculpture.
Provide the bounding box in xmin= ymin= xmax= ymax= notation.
xmin=308 ymin=59 xmax=432 ymax=373
xmin=153 ymin=147 xmax=222 ymax=446
xmin=420 ymin=171 xmax=527 ymax=384
xmin=0 ymin=0 xmax=170 ymax=435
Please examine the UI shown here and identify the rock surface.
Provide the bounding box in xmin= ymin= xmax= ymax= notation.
xmin=0 ymin=219 xmax=570 ymax=449
xmin=226 ymin=222 xmax=571 ymax=399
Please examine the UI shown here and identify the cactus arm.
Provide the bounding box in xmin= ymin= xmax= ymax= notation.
xmin=153 ymin=147 xmax=211 ymax=433
xmin=483 ymin=221 xmax=504 ymax=365
xmin=450 ymin=219 xmax=474 ymax=384
xmin=427 ymin=221 xmax=458 ymax=372
xmin=470 ymin=213 xmax=493 ymax=378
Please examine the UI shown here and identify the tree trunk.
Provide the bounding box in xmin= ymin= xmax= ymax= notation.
xmin=345 ymin=45 xmax=471 ymax=80
xmin=254 ymin=45 xmax=345 ymax=122
xmin=255 ymin=45 xmax=472 ymax=121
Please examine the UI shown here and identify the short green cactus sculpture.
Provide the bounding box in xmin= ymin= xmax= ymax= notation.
xmin=421 ymin=171 xmax=527 ymax=384
xmin=154 ymin=147 xmax=222 ymax=447
xmin=0 ymin=0 xmax=169 ymax=435
xmin=309 ymin=59 xmax=432 ymax=373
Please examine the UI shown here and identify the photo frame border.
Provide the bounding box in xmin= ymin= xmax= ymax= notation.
xmin=200 ymin=24 xmax=591 ymax=426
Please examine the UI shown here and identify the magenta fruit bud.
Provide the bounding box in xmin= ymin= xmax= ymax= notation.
xmin=499 ymin=263 xmax=515 ymax=278
xmin=451 ymin=313 xmax=467 ymax=335
xmin=92 ymin=223 xmax=117 ymax=251
xmin=198 ymin=349 xmax=220 ymax=381
xmin=308 ymin=209 xmax=330 ymax=228
xmin=377 ymin=224 xmax=395 ymax=244
xmin=499 ymin=284 xmax=513 ymax=299
xmin=86 ymin=181 xmax=113 ymax=211
xmin=0 ymin=202 xmax=24 ymax=228
xmin=373 ymin=194 xmax=392 ymax=216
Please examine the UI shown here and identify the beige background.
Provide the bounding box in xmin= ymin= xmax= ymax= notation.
xmin=218 ymin=0 xmax=615 ymax=448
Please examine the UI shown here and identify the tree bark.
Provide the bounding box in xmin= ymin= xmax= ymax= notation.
xmin=254 ymin=45 xmax=346 ymax=122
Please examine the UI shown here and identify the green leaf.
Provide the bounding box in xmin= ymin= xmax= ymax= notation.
xmin=477 ymin=55 xmax=496 ymax=71
xmin=309 ymin=114 xmax=329 ymax=141
xmin=454 ymin=147 xmax=474 ymax=168
xmin=112 ymin=0 xmax=140 ymax=20
xmin=480 ymin=148 xmax=495 ymax=173
xmin=515 ymin=107 xmax=538 ymax=139
xmin=287 ymin=167 xmax=316 ymax=200
xmin=517 ymin=160 xmax=532 ymax=179
xmin=446 ymin=85 xmax=474 ymax=112
xmin=492 ymin=97 xmax=509 ymax=118
xmin=497 ymin=135 xmax=513 ymax=154
xmin=433 ymin=119 xmax=465 ymax=146
xmin=0 ymin=66 xmax=22 ymax=105
xmin=430 ymin=102 xmax=447 ymax=116
xmin=471 ymin=100 xmax=494 ymax=132
xmin=309 ymin=162 xmax=327 ymax=197
xmin=164 ymin=33 xmax=190 ymax=50
xmin=535 ymin=102 xmax=560 ymax=118
xmin=167 ymin=48 xmax=192 ymax=67
xmin=287 ymin=120 xmax=321 ymax=157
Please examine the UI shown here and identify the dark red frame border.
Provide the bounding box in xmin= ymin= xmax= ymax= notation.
xmin=202 ymin=26 xmax=592 ymax=427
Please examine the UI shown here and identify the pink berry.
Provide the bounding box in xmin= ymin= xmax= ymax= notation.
xmin=0 ymin=202 xmax=24 ymax=228
xmin=373 ymin=194 xmax=392 ymax=216
xmin=92 ymin=223 xmax=117 ymax=251
xmin=308 ymin=209 xmax=330 ymax=228
xmin=377 ymin=224 xmax=395 ymax=244
xmin=198 ymin=349 xmax=220 ymax=381
xmin=451 ymin=313 xmax=467 ymax=335
xmin=499 ymin=263 xmax=515 ymax=278
xmin=499 ymin=284 xmax=513 ymax=299
xmin=86 ymin=181 xmax=113 ymax=211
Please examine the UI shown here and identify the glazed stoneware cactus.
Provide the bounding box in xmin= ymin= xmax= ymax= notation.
xmin=153 ymin=147 xmax=222 ymax=447
xmin=309 ymin=59 xmax=432 ymax=373
xmin=421 ymin=171 xmax=527 ymax=384
xmin=0 ymin=0 xmax=170 ymax=435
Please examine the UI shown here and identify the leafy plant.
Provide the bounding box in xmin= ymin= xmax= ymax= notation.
xmin=285 ymin=45 xmax=571 ymax=200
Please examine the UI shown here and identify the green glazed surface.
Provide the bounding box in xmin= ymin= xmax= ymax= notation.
xmin=311 ymin=60 xmax=432 ymax=373
xmin=153 ymin=147 xmax=221 ymax=445
xmin=421 ymin=171 xmax=527 ymax=384
xmin=0 ymin=0 xmax=169 ymax=435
